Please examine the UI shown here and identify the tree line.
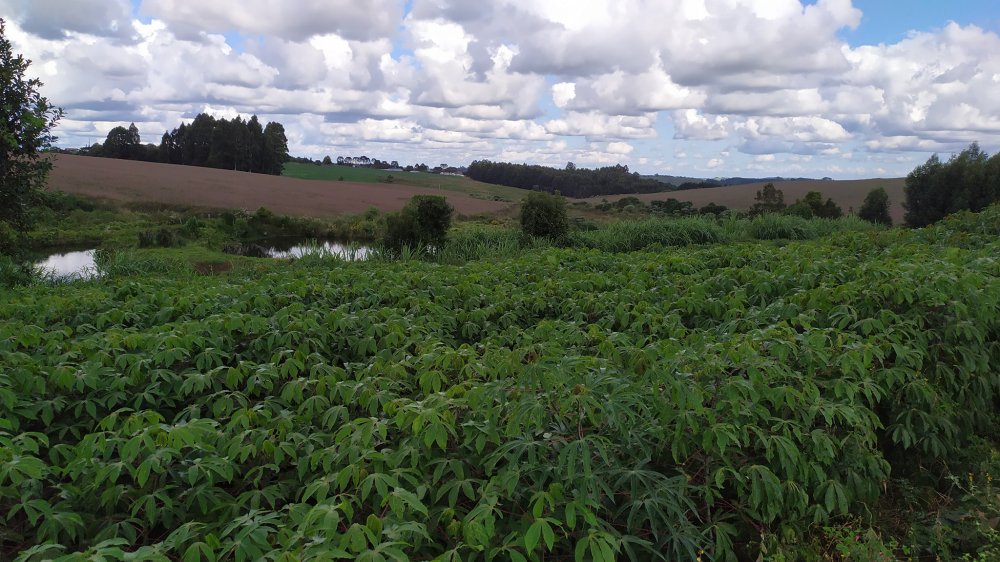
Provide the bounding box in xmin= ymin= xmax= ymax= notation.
xmin=904 ymin=143 xmax=1000 ymax=227
xmin=87 ymin=114 xmax=289 ymax=175
xmin=465 ymin=160 xmax=672 ymax=198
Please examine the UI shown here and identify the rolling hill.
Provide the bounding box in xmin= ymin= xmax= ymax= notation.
xmin=590 ymin=178 xmax=908 ymax=223
xmin=43 ymin=155 xmax=515 ymax=217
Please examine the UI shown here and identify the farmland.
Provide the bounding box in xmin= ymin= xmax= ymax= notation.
xmin=43 ymin=155 xmax=515 ymax=218
xmin=588 ymin=178 xmax=908 ymax=224
xmin=3 ymin=206 xmax=1000 ymax=560
xmin=283 ymin=163 xmax=529 ymax=203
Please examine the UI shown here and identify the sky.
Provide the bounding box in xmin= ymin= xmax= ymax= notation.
xmin=2 ymin=0 xmax=999 ymax=179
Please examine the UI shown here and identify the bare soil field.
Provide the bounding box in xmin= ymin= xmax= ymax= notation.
xmin=589 ymin=178 xmax=908 ymax=223
xmin=45 ymin=155 xmax=514 ymax=217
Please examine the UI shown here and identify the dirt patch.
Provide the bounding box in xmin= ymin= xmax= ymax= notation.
xmin=589 ymin=178 xmax=908 ymax=223
xmin=45 ymin=155 xmax=513 ymax=217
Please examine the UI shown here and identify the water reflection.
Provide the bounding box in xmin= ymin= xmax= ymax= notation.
xmin=264 ymin=240 xmax=371 ymax=261
xmin=34 ymin=249 xmax=98 ymax=279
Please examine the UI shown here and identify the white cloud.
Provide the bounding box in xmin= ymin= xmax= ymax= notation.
xmin=606 ymin=141 xmax=634 ymax=155
xmin=3 ymin=0 xmax=999 ymax=178
xmin=140 ymin=0 xmax=403 ymax=41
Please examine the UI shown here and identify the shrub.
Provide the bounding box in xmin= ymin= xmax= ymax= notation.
xmin=748 ymin=213 xmax=814 ymax=240
xmin=138 ymin=228 xmax=179 ymax=248
xmin=520 ymin=191 xmax=568 ymax=239
xmin=383 ymin=195 xmax=453 ymax=251
xmin=859 ymin=187 xmax=893 ymax=226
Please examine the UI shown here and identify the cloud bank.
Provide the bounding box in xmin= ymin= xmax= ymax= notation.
xmin=3 ymin=0 xmax=998 ymax=177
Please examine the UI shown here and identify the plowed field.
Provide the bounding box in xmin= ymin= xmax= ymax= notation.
xmin=45 ymin=155 xmax=514 ymax=217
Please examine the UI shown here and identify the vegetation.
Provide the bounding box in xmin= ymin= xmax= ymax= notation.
xmin=749 ymin=182 xmax=786 ymax=216
xmin=466 ymin=160 xmax=670 ymax=198
xmin=520 ymin=191 xmax=569 ymax=239
xmin=90 ymin=113 xmax=289 ymax=175
xmin=282 ymin=162 xmax=526 ymax=202
xmin=859 ymin=187 xmax=892 ymax=225
xmin=3 ymin=206 xmax=1000 ymax=560
xmin=384 ymin=195 xmax=454 ymax=252
xmin=0 ymin=18 xmax=63 ymax=257
xmin=784 ymin=191 xmax=843 ymax=219
xmin=904 ymin=142 xmax=1000 ymax=227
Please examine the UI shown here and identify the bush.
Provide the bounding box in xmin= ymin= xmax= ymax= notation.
xmin=748 ymin=213 xmax=815 ymax=240
xmin=138 ymin=228 xmax=179 ymax=248
xmin=520 ymin=192 xmax=568 ymax=239
xmin=859 ymin=187 xmax=893 ymax=226
xmin=383 ymin=195 xmax=453 ymax=251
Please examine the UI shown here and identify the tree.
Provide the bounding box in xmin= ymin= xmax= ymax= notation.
xmin=904 ymin=144 xmax=1000 ymax=227
xmin=0 ymin=18 xmax=63 ymax=257
xmin=750 ymin=183 xmax=785 ymax=215
xmin=520 ymin=191 xmax=568 ymax=239
xmin=383 ymin=195 xmax=454 ymax=251
xmin=100 ymin=123 xmax=141 ymax=160
xmin=261 ymin=121 xmax=289 ymax=175
xmin=858 ymin=187 xmax=892 ymax=225
xmin=322 ymin=155 xmax=332 ymax=165
xmin=796 ymin=191 xmax=842 ymax=219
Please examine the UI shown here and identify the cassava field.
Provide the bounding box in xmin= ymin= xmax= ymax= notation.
xmin=3 ymin=206 xmax=1000 ymax=561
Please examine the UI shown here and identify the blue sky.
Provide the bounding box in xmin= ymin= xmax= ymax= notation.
xmin=6 ymin=0 xmax=1000 ymax=178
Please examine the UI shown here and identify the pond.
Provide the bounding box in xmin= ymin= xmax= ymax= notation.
xmin=33 ymin=248 xmax=99 ymax=279
xmin=258 ymin=238 xmax=372 ymax=261
xmin=30 ymin=238 xmax=372 ymax=279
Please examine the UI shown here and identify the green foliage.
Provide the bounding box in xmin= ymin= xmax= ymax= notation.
xmin=750 ymin=183 xmax=786 ymax=216
xmin=904 ymin=143 xmax=1000 ymax=227
xmin=0 ymin=18 xmax=63 ymax=258
xmin=859 ymin=187 xmax=893 ymax=226
xmin=748 ymin=213 xmax=815 ymax=240
xmin=138 ymin=228 xmax=180 ymax=248
xmin=797 ymin=191 xmax=843 ymax=219
xmin=520 ymin=191 xmax=569 ymax=239
xmin=567 ymin=216 xmax=723 ymax=251
xmin=383 ymin=195 xmax=453 ymax=251
xmin=4 ymin=206 xmax=1000 ymax=560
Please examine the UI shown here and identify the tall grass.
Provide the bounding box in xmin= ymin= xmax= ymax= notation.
xmin=435 ymin=226 xmax=528 ymax=264
xmin=93 ymin=249 xmax=192 ymax=278
xmin=566 ymin=217 xmax=724 ymax=252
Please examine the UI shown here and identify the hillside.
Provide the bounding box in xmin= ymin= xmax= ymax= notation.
xmin=592 ymin=178 xmax=907 ymax=222
xmin=283 ymin=163 xmax=530 ymax=202
xmin=43 ymin=155 xmax=514 ymax=217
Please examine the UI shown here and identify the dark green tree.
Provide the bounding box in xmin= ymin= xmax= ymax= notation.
xmin=384 ymin=195 xmax=453 ymax=251
xmin=904 ymin=144 xmax=1000 ymax=227
xmin=100 ymin=123 xmax=141 ymax=160
xmin=261 ymin=121 xmax=289 ymax=175
xmin=858 ymin=187 xmax=892 ymax=225
xmin=749 ymin=183 xmax=785 ymax=215
xmin=520 ymin=191 xmax=568 ymax=238
xmin=797 ymin=191 xmax=842 ymax=219
xmin=0 ymin=18 xmax=63 ymax=256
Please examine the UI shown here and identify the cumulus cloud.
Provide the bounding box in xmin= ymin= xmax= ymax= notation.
xmin=140 ymin=0 xmax=403 ymax=41
xmin=3 ymin=0 xmax=999 ymax=177
xmin=0 ymin=0 xmax=135 ymax=41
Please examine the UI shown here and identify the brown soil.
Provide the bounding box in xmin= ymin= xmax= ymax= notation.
xmin=45 ymin=154 xmax=513 ymax=217
xmin=589 ymin=178 xmax=908 ymax=223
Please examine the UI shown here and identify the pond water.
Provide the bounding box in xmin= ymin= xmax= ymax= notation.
xmin=30 ymin=238 xmax=372 ymax=279
xmin=33 ymin=249 xmax=99 ymax=279
xmin=261 ymin=239 xmax=372 ymax=261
